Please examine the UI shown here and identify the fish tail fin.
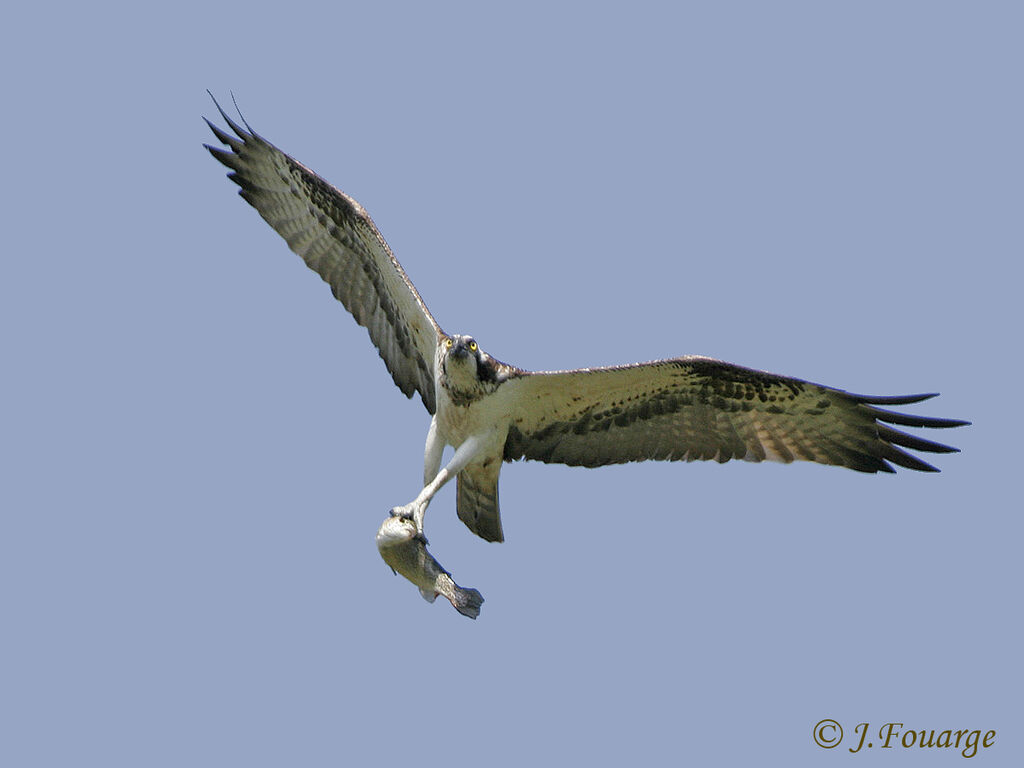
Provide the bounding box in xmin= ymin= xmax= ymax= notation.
xmin=451 ymin=587 xmax=484 ymax=619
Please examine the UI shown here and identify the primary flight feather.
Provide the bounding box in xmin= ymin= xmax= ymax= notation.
xmin=204 ymin=95 xmax=967 ymax=546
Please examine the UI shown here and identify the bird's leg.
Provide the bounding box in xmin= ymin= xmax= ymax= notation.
xmin=391 ymin=431 xmax=486 ymax=537
xmin=421 ymin=417 xmax=444 ymax=489
xmin=390 ymin=418 xmax=443 ymax=542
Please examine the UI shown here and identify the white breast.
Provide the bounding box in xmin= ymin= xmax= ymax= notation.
xmin=435 ymin=383 xmax=516 ymax=450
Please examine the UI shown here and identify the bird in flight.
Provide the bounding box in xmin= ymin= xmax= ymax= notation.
xmin=205 ymin=95 xmax=967 ymax=545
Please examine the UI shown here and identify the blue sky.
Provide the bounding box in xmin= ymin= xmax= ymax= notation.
xmin=3 ymin=2 xmax=1020 ymax=766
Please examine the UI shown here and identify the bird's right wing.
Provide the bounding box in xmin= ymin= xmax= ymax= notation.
xmin=205 ymin=95 xmax=442 ymax=413
xmin=502 ymin=356 xmax=967 ymax=473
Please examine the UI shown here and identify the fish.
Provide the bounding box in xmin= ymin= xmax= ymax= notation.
xmin=376 ymin=515 xmax=484 ymax=619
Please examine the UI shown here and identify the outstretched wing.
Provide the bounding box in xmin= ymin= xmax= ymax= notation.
xmin=503 ymin=356 xmax=968 ymax=473
xmin=204 ymin=96 xmax=442 ymax=413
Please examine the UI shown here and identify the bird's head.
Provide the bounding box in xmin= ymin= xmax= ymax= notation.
xmin=440 ymin=334 xmax=500 ymax=393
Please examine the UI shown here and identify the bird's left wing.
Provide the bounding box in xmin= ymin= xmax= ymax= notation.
xmin=502 ymin=356 xmax=967 ymax=473
xmin=204 ymin=96 xmax=442 ymax=413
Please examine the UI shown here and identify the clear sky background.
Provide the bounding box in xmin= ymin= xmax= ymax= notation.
xmin=3 ymin=2 xmax=1020 ymax=766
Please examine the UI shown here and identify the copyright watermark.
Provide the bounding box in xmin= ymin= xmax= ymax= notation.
xmin=813 ymin=720 xmax=996 ymax=758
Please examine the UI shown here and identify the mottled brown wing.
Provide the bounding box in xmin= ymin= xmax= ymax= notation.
xmin=502 ymin=356 xmax=968 ymax=473
xmin=205 ymin=96 xmax=442 ymax=413
xmin=457 ymin=459 xmax=504 ymax=542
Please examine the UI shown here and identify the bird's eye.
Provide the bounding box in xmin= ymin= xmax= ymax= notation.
xmin=469 ymin=341 xmax=477 ymax=351
xmin=445 ymin=338 xmax=453 ymax=348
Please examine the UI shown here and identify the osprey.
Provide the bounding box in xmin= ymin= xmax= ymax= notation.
xmin=205 ymin=97 xmax=967 ymax=544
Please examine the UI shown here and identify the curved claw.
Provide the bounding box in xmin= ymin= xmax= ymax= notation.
xmin=389 ymin=503 xmax=427 ymax=539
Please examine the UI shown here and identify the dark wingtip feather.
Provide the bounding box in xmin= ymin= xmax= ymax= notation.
xmin=854 ymin=392 xmax=938 ymax=406
xmin=204 ymin=117 xmax=244 ymax=152
xmin=877 ymin=424 xmax=961 ymax=455
xmin=837 ymin=389 xmax=968 ymax=473
xmin=879 ymin=441 xmax=942 ymax=472
xmin=865 ymin=406 xmax=971 ymax=429
xmin=205 ymin=90 xmax=253 ymax=143
xmin=229 ymin=90 xmax=258 ymax=135
xmin=204 ymin=144 xmax=242 ymax=171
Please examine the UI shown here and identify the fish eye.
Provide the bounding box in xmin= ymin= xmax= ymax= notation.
xmin=445 ymin=338 xmax=453 ymax=348
xmin=469 ymin=341 xmax=477 ymax=351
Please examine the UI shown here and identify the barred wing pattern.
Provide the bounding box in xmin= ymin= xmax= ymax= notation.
xmin=503 ymin=356 xmax=967 ymax=473
xmin=205 ymin=98 xmax=442 ymax=413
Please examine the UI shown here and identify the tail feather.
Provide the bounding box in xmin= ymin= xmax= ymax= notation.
xmin=457 ymin=461 xmax=504 ymax=543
